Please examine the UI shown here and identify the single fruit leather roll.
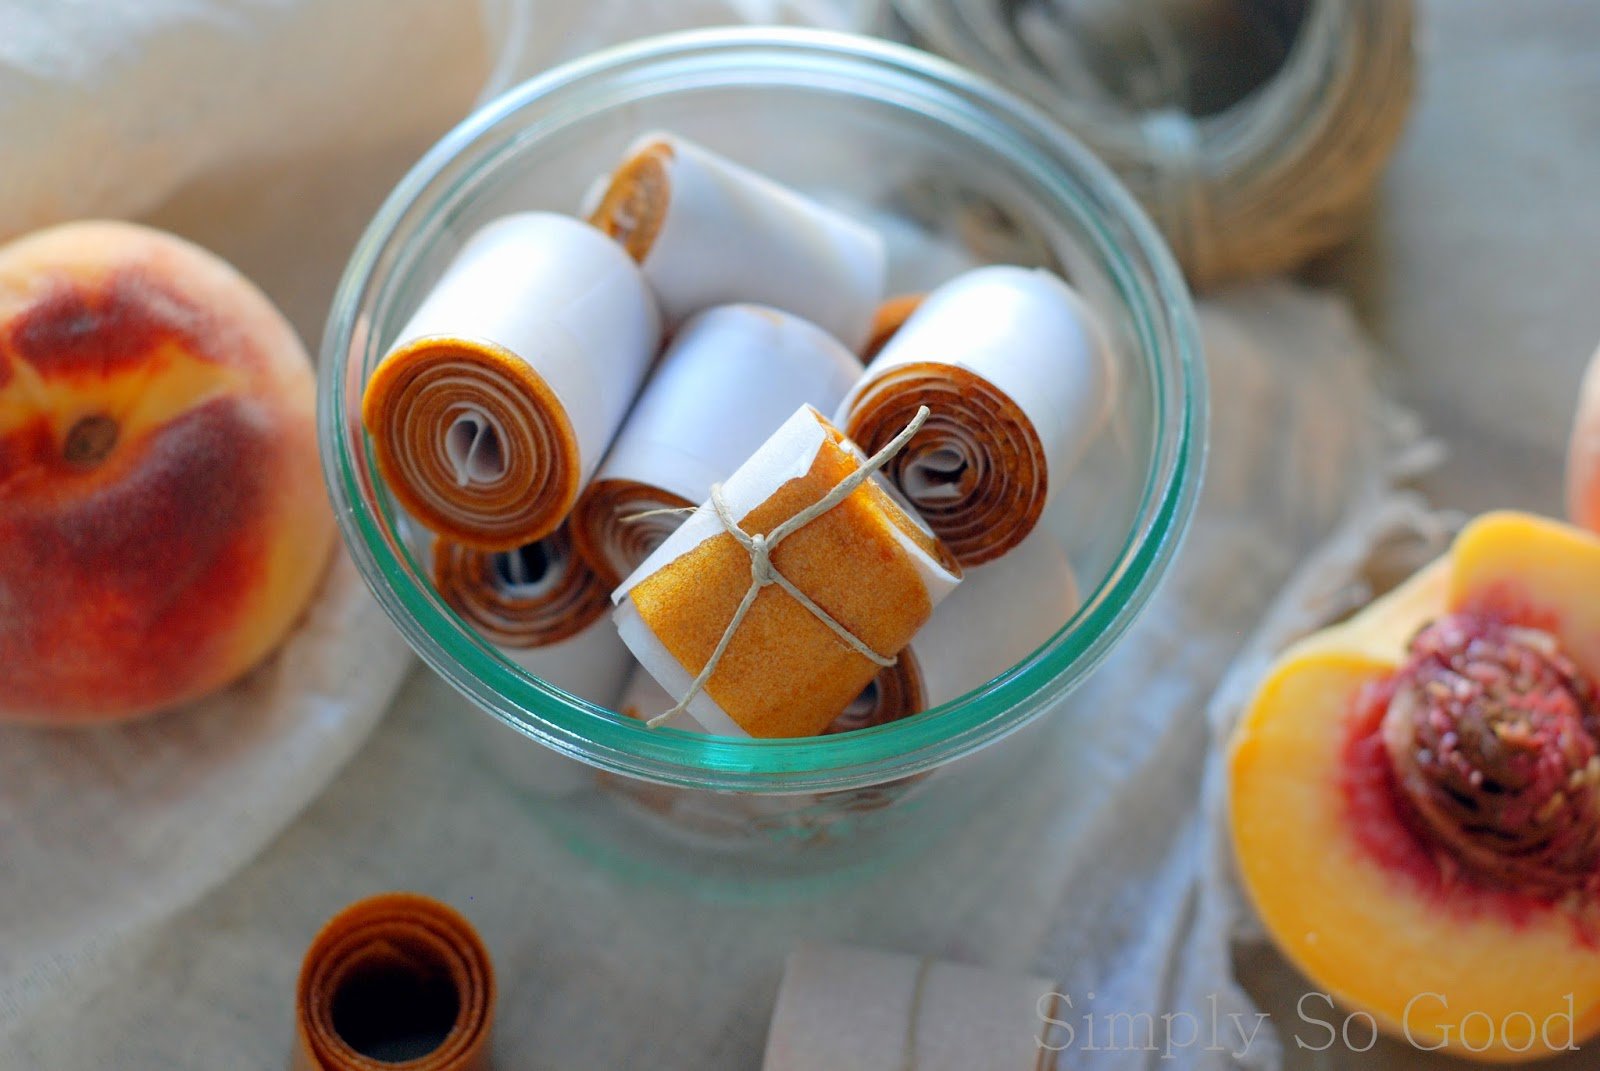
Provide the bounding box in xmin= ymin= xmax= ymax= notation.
xmin=362 ymin=212 xmax=661 ymax=551
xmin=613 ymin=405 xmax=963 ymax=738
xmin=763 ymin=942 xmax=1062 ymax=1071
xmin=832 ymin=531 xmax=1081 ymax=731
xmin=462 ymin=617 xmax=632 ymax=798
xmin=294 ymin=893 xmax=494 ymax=1071
xmin=838 ymin=265 xmax=1114 ymax=566
xmin=572 ymin=304 xmax=864 ymax=588
xmin=585 ymin=132 xmax=887 ymax=351
xmin=431 ymin=520 xmax=610 ymax=650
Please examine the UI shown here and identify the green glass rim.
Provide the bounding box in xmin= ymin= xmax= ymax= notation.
xmin=320 ymin=27 xmax=1207 ymax=793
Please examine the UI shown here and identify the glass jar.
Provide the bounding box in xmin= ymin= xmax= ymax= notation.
xmin=320 ymin=28 xmax=1205 ymax=881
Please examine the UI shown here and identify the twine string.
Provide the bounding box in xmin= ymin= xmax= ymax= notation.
xmin=619 ymin=505 xmax=695 ymax=524
xmin=646 ymin=406 xmax=931 ymax=729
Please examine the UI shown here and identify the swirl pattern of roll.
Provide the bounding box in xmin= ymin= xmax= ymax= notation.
xmin=572 ymin=304 xmax=863 ymax=589
xmin=293 ymin=893 xmax=494 ymax=1071
xmin=362 ymin=212 xmax=660 ymax=551
xmin=586 ymin=132 xmax=887 ymax=352
xmin=432 ymin=521 xmax=611 ymax=650
xmin=838 ymin=266 xmax=1114 ymax=566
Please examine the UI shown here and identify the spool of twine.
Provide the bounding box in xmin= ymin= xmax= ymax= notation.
xmin=891 ymin=0 xmax=1416 ymax=288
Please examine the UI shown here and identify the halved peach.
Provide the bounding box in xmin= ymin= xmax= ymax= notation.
xmin=1231 ymin=511 xmax=1600 ymax=1062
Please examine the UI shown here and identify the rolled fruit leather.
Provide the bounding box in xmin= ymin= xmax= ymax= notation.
xmin=571 ymin=304 xmax=863 ymax=589
xmin=833 ymin=529 xmax=1081 ymax=732
xmin=613 ymin=405 xmax=963 ymax=738
xmin=294 ymin=893 xmax=494 ymax=1071
xmin=839 ymin=266 xmax=1114 ymax=566
xmin=362 ymin=212 xmax=660 ymax=551
xmin=763 ymin=942 xmax=1063 ymax=1071
xmin=585 ymin=132 xmax=887 ymax=352
xmin=430 ymin=520 xmax=610 ymax=652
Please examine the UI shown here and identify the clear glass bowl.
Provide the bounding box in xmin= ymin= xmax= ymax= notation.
xmin=320 ymin=28 xmax=1205 ymax=871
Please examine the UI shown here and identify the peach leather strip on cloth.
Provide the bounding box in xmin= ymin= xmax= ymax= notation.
xmin=763 ymin=942 xmax=1063 ymax=1071
xmin=585 ymin=132 xmax=887 ymax=352
xmin=613 ymin=405 xmax=962 ymax=739
xmin=833 ymin=530 xmax=1081 ymax=732
xmin=362 ymin=212 xmax=660 ymax=552
xmin=839 ymin=266 xmax=1115 ymax=566
xmin=571 ymin=304 xmax=863 ymax=589
xmin=294 ymin=893 xmax=494 ymax=1071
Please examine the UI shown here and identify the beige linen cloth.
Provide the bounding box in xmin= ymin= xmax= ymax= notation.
xmin=0 ymin=1 xmax=1527 ymax=1069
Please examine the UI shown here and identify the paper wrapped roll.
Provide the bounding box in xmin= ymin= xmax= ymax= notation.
xmin=432 ymin=521 xmax=610 ymax=649
xmin=763 ymin=942 xmax=1061 ymax=1071
xmin=294 ymin=893 xmax=494 ymax=1071
xmin=838 ymin=266 xmax=1114 ymax=566
xmin=573 ymin=305 xmax=863 ymax=588
xmin=586 ymin=132 xmax=887 ymax=351
xmin=614 ymin=405 xmax=962 ymax=738
xmin=363 ymin=212 xmax=660 ymax=551
xmin=833 ymin=532 xmax=1081 ymax=731
xmin=463 ymin=618 xmax=632 ymax=798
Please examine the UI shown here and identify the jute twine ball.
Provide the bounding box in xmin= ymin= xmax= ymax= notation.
xmin=892 ymin=0 xmax=1416 ymax=288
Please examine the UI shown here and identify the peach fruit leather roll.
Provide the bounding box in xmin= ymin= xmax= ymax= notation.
xmin=832 ymin=530 xmax=1081 ymax=731
xmin=838 ymin=266 xmax=1114 ymax=566
xmin=763 ymin=942 xmax=1062 ymax=1071
xmin=613 ymin=405 xmax=962 ymax=738
xmin=362 ymin=212 xmax=660 ymax=552
xmin=585 ymin=132 xmax=886 ymax=351
xmin=431 ymin=520 xmax=609 ymax=650
xmin=572 ymin=304 xmax=862 ymax=588
xmin=294 ymin=893 xmax=494 ymax=1071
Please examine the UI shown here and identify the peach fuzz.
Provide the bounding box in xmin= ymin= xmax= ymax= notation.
xmin=0 ymin=221 xmax=332 ymax=724
xmin=1230 ymin=512 xmax=1600 ymax=1062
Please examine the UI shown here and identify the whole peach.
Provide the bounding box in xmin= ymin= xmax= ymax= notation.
xmin=0 ymin=221 xmax=332 ymax=723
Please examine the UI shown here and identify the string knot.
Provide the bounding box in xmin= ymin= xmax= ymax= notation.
xmin=748 ymin=533 xmax=776 ymax=587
